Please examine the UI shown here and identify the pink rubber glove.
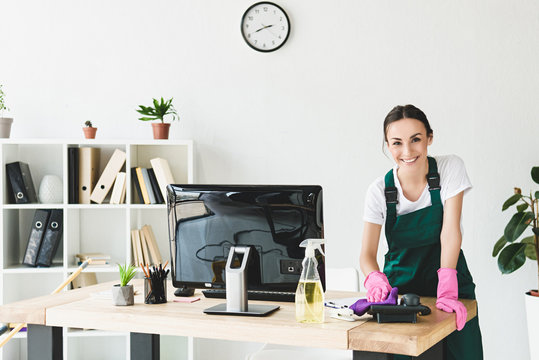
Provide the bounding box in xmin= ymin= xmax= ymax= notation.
xmin=436 ymin=268 xmax=467 ymax=331
xmin=364 ymin=271 xmax=392 ymax=302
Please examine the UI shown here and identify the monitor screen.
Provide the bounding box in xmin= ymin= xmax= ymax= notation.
xmin=166 ymin=185 xmax=324 ymax=292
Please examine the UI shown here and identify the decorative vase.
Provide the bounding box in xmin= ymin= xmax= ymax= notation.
xmin=83 ymin=127 xmax=97 ymax=139
xmin=112 ymin=284 xmax=134 ymax=306
xmin=0 ymin=117 xmax=13 ymax=138
xmin=525 ymin=291 xmax=539 ymax=359
xmin=38 ymin=175 xmax=63 ymax=203
xmin=151 ymin=123 xmax=170 ymax=139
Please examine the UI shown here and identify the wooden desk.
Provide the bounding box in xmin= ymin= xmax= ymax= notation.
xmin=0 ymin=280 xmax=477 ymax=360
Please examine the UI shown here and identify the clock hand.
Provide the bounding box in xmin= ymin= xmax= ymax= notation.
xmin=255 ymin=23 xmax=274 ymax=32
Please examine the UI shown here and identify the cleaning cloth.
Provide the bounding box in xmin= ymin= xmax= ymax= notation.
xmin=349 ymin=287 xmax=399 ymax=316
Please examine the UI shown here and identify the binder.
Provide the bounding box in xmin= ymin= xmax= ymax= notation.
xmin=131 ymin=167 xmax=143 ymax=204
xmin=90 ymin=149 xmax=127 ymax=204
xmin=23 ymin=209 xmax=51 ymax=266
xmin=135 ymin=167 xmax=151 ymax=204
xmin=147 ymin=168 xmax=164 ymax=204
xmin=36 ymin=209 xmax=63 ymax=267
xmin=109 ymin=172 xmax=126 ymax=204
xmin=149 ymin=158 xmax=175 ymax=200
xmin=6 ymin=161 xmax=38 ymax=204
xmin=68 ymin=147 xmax=79 ymax=204
xmin=141 ymin=168 xmax=156 ymax=204
xmin=79 ymin=147 xmax=100 ymax=204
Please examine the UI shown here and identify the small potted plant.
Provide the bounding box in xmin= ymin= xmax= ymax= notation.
xmin=136 ymin=97 xmax=179 ymax=139
xmin=492 ymin=166 xmax=539 ymax=357
xmin=0 ymin=85 xmax=13 ymax=138
xmin=83 ymin=120 xmax=97 ymax=139
xmin=112 ymin=263 xmax=137 ymax=306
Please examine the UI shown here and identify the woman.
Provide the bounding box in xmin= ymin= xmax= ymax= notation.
xmin=359 ymin=104 xmax=483 ymax=359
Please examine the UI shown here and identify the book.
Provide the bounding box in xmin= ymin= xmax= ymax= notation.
xmin=131 ymin=167 xmax=143 ymax=204
xmin=139 ymin=229 xmax=151 ymax=265
xmin=68 ymin=147 xmax=79 ymax=204
xmin=142 ymin=224 xmax=162 ymax=265
xmin=36 ymin=209 xmax=63 ymax=267
xmin=131 ymin=230 xmax=139 ymax=266
xmin=79 ymin=147 xmax=100 ymax=204
xmin=135 ymin=167 xmax=150 ymax=204
xmin=147 ymin=168 xmax=164 ymax=204
xmin=149 ymin=158 xmax=175 ymax=200
xmin=110 ymin=172 xmax=126 ymax=204
xmin=23 ymin=209 xmax=51 ymax=266
xmin=6 ymin=161 xmax=38 ymax=204
xmin=90 ymin=149 xmax=126 ymax=204
xmin=141 ymin=168 xmax=156 ymax=204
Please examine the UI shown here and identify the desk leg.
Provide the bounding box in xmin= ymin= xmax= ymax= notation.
xmin=352 ymin=339 xmax=445 ymax=360
xmin=130 ymin=332 xmax=159 ymax=360
xmin=27 ymin=324 xmax=63 ymax=360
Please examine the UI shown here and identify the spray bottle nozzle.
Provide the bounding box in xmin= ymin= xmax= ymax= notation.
xmin=299 ymin=238 xmax=325 ymax=257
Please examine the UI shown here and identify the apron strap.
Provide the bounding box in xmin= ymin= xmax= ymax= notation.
xmin=427 ymin=156 xmax=442 ymax=206
xmin=384 ymin=156 xmax=442 ymax=230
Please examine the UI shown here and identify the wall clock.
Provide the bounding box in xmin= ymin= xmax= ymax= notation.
xmin=241 ymin=2 xmax=290 ymax=52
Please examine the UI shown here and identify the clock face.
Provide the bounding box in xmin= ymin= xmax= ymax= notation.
xmin=241 ymin=2 xmax=290 ymax=52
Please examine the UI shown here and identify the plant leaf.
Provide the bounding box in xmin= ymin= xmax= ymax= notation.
xmin=492 ymin=235 xmax=507 ymax=257
xmin=517 ymin=203 xmax=528 ymax=212
xmin=498 ymin=243 xmax=527 ymax=274
xmin=532 ymin=167 xmax=539 ymax=184
xmin=504 ymin=212 xmax=534 ymax=242
xmin=535 ymin=191 xmax=539 ymax=200
xmin=521 ymin=236 xmax=537 ymax=260
xmin=502 ymin=194 xmax=522 ymax=211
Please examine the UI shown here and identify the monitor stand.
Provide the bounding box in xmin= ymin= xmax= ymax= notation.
xmin=204 ymin=246 xmax=280 ymax=317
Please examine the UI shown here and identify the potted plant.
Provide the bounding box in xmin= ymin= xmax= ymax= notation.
xmin=0 ymin=85 xmax=13 ymax=138
xmin=136 ymin=97 xmax=179 ymax=139
xmin=112 ymin=263 xmax=137 ymax=306
xmin=83 ymin=120 xmax=97 ymax=139
xmin=492 ymin=166 xmax=539 ymax=357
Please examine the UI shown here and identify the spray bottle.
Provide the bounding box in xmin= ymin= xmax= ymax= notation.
xmin=295 ymin=238 xmax=325 ymax=323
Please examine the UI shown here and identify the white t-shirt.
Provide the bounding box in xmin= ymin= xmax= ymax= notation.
xmin=363 ymin=155 xmax=472 ymax=225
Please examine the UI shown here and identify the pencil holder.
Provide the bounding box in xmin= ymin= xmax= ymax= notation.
xmin=144 ymin=276 xmax=167 ymax=304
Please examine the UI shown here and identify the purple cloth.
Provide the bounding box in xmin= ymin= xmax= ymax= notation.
xmin=349 ymin=287 xmax=399 ymax=316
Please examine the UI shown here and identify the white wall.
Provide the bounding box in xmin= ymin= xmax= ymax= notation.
xmin=2 ymin=0 xmax=539 ymax=358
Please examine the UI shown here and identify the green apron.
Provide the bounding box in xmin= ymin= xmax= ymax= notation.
xmin=383 ymin=156 xmax=483 ymax=360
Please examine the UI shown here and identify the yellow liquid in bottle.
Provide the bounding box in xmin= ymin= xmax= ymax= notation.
xmin=295 ymin=280 xmax=324 ymax=323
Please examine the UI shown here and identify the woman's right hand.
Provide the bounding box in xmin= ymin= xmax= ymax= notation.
xmin=364 ymin=271 xmax=392 ymax=302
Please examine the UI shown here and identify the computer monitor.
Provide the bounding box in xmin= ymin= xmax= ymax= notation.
xmin=166 ymin=185 xmax=324 ymax=294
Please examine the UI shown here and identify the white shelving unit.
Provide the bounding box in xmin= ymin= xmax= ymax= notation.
xmin=0 ymin=139 xmax=194 ymax=360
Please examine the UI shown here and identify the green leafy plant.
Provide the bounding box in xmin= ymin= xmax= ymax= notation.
xmin=136 ymin=97 xmax=179 ymax=124
xmin=84 ymin=120 xmax=93 ymax=127
xmin=118 ymin=263 xmax=137 ymax=287
xmin=493 ymin=166 xmax=539 ymax=287
xmin=0 ymin=85 xmax=9 ymax=118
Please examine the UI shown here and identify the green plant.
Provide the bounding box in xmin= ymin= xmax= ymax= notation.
xmin=493 ymin=166 xmax=539 ymax=287
xmin=118 ymin=263 xmax=137 ymax=287
xmin=85 ymin=120 xmax=93 ymax=127
xmin=136 ymin=97 xmax=179 ymax=124
xmin=0 ymin=85 xmax=9 ymax=117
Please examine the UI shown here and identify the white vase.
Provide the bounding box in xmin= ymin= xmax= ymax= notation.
xmin=38 ymin=175 xmax=63 ymax=203
xmin=525 ymin=291 xmax=539 ymax=360
xmin=0 ymin=117 xmax=13 ymax=138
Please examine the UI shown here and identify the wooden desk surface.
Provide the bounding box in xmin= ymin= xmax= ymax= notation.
xmin=0 ymin=279 xmax=477 ymax=356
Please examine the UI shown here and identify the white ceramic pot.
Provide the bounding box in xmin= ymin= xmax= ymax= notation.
xmin=112 ymin=284 xmax=134 ymax=306
xmin=0 ymin=117 xmax=13 ymax=138
xmin=525 ymin=291 xmax=539 ymax=360
xmin=39 ymin=175 xmax=63 ymax=203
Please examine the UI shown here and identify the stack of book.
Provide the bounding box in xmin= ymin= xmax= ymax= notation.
xmin=131 ymin=224 xmax=163 ymax=266
xmin=68 ymin=147 xmax=127 ymax=204
xmin=131 ymin=157 xmax=175 ymax=205
xmin=75 ymin=253 xmax=111 ymax=267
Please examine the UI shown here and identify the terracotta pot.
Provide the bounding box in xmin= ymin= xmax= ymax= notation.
xmin=83 ymin=127 xmax=97 ymax=139
xmin=0 ymin=117 xmax=13 ymax=138
xmin=152 ymin=123 xmax=170 ymax=139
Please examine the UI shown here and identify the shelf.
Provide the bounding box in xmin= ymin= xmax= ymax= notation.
xmin=66 ymin=329 xmax=128 ymax=338
xmin=67 ymin=266 xmax=118 ymax=273
xmin=2 ymin=264 xmax=64 ymax=274
xmin=2 ymin=204 xmax=64 ymax=210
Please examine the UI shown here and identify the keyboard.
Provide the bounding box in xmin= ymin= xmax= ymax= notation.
xmin=202 ymin=289 xmax=296 ymax=302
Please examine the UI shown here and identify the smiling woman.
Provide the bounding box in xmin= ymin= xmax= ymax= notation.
xmin=358 ymin=104 xmax=484 ymax=360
